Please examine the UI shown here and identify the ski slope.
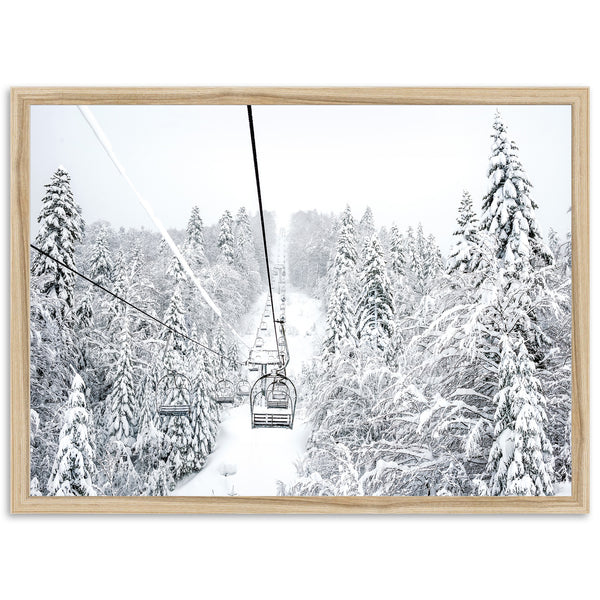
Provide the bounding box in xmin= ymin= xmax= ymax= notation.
xmin=174 ymin=286 xmax=323 ymax=496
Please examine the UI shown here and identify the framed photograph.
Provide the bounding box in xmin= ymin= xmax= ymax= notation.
xmin=11 ymin=87 xmax=589 ymax=513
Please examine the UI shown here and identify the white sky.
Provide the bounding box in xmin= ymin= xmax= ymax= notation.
xmin=30 ymin=104 xmax=571 ymax=253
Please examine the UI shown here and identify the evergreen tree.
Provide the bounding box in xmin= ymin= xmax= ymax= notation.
xmin=409 ymin=223 xmax=428 ymax=292
xmin=141 ymin=462 xmax=172 ymax=496
xmin=47 ymin=373 xmax=96 ymax=496
xmin=332 ymin=205 xmax=358 ymax=279
xmin=218 ymin=210 xmax=235 ymax=264
xmin=103 ymin=439 xmax=141 ymax=495
xmin=106 ymin=312 xmax=136 ymax=446
xmin=486 ymin=334 xmax=554 ymax=496
xmin=234 ymin=206 xmax=258 ymax=272
xmin=424 ymin=234 xmax=443 ymax=282
xmin=89 ymin=226 xmax=114 ymax=286
xmin=31 ymin=167 xmax=84 ymax=308
xmin=213 ymin=320 xmax=229 ymax=376
xmin=75 ymin=286 xmax=94 ymax=331
xmin=184 ymin=205 xmax=207 ymax=271
xmin=358 ymin=206 xmax=375 ymax=248
xmin=389 ymin=224 xmax=406 ymax=278
xmin=356 ymin=235 xmax=395 ymax=354
xmin=160 ymin=284 xmax=195 ymax=481
xmin=481 ymin=111 xmax=553 ymax=271
xmin=323 ymin=278 xmax=356 ymax=360
xmin=188 ymin=328 xmax=220 ymax=469
xmin=448 ymin=190 xmax=479 ymax=274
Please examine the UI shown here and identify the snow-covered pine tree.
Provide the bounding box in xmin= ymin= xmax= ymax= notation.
xmin=102 ymin=438 xmax=141 ymax=496
xmin=323 ymin=277 xmax=356 ymax=360
xmin=213 ymin=320 xmax=229 ymax=376
xmin=408 ymin=223 xmax=428 ymax=293
xmin=131 ymin=373 xmax=167 ymax=495
xmin=356 ymin=234 xmax=395 ymax=355
xmin=141 ymin=461 xmax=172 ymax=496
xmin=424 ymin=234 xmax=443 ymax=282
xmin=188 ymin=327 xmax=220 ymax=469
xmin=332 ymin=205 xmax=358 ymax=280
xmin=31 ymin=167 xmax=84 ymax=308
xmin=160 ymin=284 xmax=195 ymax=482
xmin=184 ymin=205 xmax=207 ymax=271
xmin=234 ymin=206 xmax=258 ymax=273
xmin=389 ymin=224 xmax=406 ymax=278
xmin=106 ymin=310 xmax=137 ymax=446
xmin=358 ymin=206 xmax=375 ymax=250
xmin=75 ymin=285 xmax=94 ymax=331
xmin=47 ymin=372 xmax=97 ymax=496
xmin=481 ymin=111 xmax=553 ymax=271
xmin=447 ymin=190 xmax=479 ymax=274
xmin=486 ymin=334 xmax=554 ymax=496
xmin=89 ymin=226 xmax=114 ymax=286
xmin=104 ymin=249 xmax=127 ymax=324
xmin=218 ymin=210 xmax=235 ymax=264
xmin=322 ymin=206 xmax=359 ymax=361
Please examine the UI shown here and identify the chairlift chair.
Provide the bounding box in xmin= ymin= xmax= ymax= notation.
xmin=236 ymin=379 xmax=251 ymax=398
xmin=255 ymin=337 xmax=264 ymax=348
xmin=215 ymin=379 xmax=236 ymax=404
xmin=250 ymin=373 xmax=297 ymax=429
xmin=156 ymin=371 xmax=192 ymax=417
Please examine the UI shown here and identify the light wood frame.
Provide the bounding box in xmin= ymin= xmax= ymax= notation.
xmin=11 ymin=87 xmax=589 ymax=514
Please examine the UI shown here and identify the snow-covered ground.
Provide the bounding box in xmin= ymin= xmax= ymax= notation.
xmin=174 ymin=282 xmax=324 ymax=496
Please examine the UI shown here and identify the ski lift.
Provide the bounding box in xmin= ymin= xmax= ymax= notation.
xmin=156 ymin=371 xmax=192 ymax=417
xmin=215 ymin=379 xmax=236 ymax=404
xmin=255 ymin=337 xmax=264 ymax=348
xmin=260 ymin=323 xmax=268 ymax=331
xmin=250 ymin=372 xmax=297 ymax=429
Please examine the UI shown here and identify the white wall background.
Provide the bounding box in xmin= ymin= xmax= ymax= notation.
xmin=1 ymin=2 xmax=596 ymax=598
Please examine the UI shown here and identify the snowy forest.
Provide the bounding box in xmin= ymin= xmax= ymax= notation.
xmin=30 ymin=110 xmax=571 ymax=497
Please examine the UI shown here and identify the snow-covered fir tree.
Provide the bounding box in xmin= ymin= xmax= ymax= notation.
xmin=332 ymin=205 xmax=358 ymax=280
xmin=358 ymin=206 xmax=375 ymax=248
xmin=447 ymin=190 xmax=479 ymax=273
xmin=160 ymin=283 xmax=195 ymax=482
xmin=106 ymin=311 xmax=137 ymax=446
xmin=389 ymin=224 xmax=406 ymax=278
xmin=184 ymin=205 xmax=207 ymax=271
xmin=323 ymin=278 xmax=356 ymax=360
xmin=47 ymin=372 xmax=96 ymax=496
xmin=89 ymin=226 xmax=113 ymax=286
xmin=424 ymin=234 xmax=443 ymax=282
xmin=356 ymin=234 xmax=395 ymax=354
xmin=481 ymin=111 xmax=553 ymax=271
xmin=234 ymin=206 xmax=258 ymax=273
xmin=486 ymin=334 xmax=554 ymax=496
xmin=31 ymin=167 xmax=84 ymax=308
xmin=188 ymin=329 xmax=220 ymax=469
xmin=217 ymin=210 xmax=235 ymax=264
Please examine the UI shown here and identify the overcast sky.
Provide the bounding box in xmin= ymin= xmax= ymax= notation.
xmin=31 ymin=104 xmax=571 ymax=253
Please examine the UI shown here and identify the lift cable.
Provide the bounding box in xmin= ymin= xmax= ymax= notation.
xmin=246 ymin=105 xmax=280 ymax=356
xmin=76 ymin=105 xmax=250 ymax=351
xmin=30 ymin=243 xmax=243 ymax=367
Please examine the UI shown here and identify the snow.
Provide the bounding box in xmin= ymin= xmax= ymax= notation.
xmin=554 ymin=481 xmax=572 ymax=496
xmin=174 ymin=283 xmax=323 ymax=496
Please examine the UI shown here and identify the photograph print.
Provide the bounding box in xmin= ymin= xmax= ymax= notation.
xmin=28 ymin=102 xmax=572 ymax=498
